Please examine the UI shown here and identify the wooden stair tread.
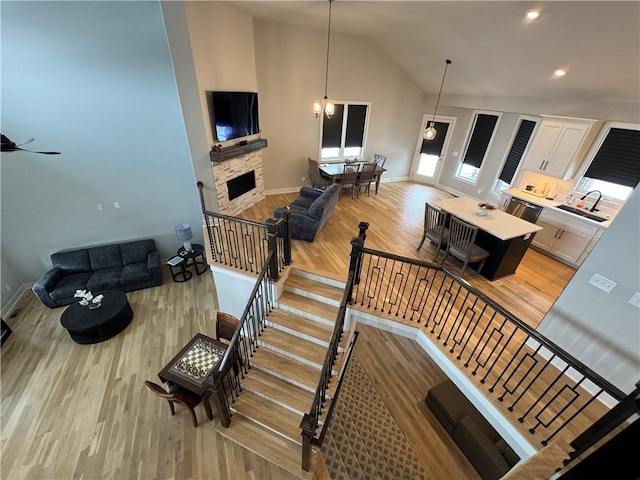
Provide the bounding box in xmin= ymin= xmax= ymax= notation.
xmin=279 ymin=291 xmax=339 ymax=321
xmin=286 ymin=273 xmax=345 ymax=303
xmin=216 ymin=415 xmax=313 ymax=480
xmin=266 ymin=310 xmax=333 ymax=343
xmin=259 ymin=328 xmax=327 ymax=366
xmin=230 ymin=390 xmax=304 ymax=444
xmin=242 ymin=368 xmax=314 ymax=415
xmin=251 ymin=348 xmax=321 ymax=390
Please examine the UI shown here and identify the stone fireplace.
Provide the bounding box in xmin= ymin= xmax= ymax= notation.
xmin=211 ymin=150 xmax=265 ymax=216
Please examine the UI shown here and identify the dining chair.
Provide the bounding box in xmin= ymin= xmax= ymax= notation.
xmin=215 ymin=312 xmax=242 ymax=377
xmin=417 ymin=202 xmax=449 ymax=262
xmin=340 ymin=164 xmax=360 ymax=198
xmin=144 ymin=380 xmax=203 ymax=427
xmin=308 ymin=157 xmax=332 ymax=189
xmin=356 ymin=162 xmax=378 ymax=197
xmin=439 ymin=216 xmax=490 ymax=277
xmin=372 ymin=154 xmax=387 ymax=194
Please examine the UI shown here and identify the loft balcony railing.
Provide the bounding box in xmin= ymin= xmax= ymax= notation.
xmin=345 ymin=223 xmax=626 ymax=451
xmin=197 ymin=181 xmax=291 ymax=280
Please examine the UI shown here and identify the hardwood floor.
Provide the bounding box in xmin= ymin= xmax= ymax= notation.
xmin=240 ymin=181 xmax=576 ymax=328
xmin=1 ymin=181 xmax=579 ymax=479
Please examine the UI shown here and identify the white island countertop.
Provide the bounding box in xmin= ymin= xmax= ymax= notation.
xmin=434 ymin=197 xmax=542 ymax=241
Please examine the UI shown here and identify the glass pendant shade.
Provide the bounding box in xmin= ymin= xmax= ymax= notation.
xmin=313 ymin=102 xmax=323 ymax=116
xmin=324 ymin=100 xmax=335 ymax=117
xmin=314 ymin=0 xmax=335 ymax=119
xmin=424 ymin=123 xmax=437 ymax=140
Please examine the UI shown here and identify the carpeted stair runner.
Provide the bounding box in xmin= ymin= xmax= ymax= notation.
xmin=322 ymin=356 xmax=428 ymax=480
xmin=327 ymin=412 xmax=372 ymax=480
xmin=322 ymin=429 xmax=350 ymax=480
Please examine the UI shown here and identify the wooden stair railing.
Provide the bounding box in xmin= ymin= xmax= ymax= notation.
xmin=197 ymin=181 xmax=291 ymax=280
xmin=346 ymin=222 xmax=625 ymax=455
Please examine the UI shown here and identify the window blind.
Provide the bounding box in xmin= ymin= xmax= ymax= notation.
xmin=420 ymin=122 xmax=449 ymax=156
xmin=345 ymin=105 xmax=368 ymax=147
xmin=499 ymin=119 xmax=537 ymax=183
xmin=321 ymin=103 xmax=345 ymax=148
xmin=584 ymin=128 xmax=640 ymax=188
xmin=462 ymin=114 xmax=499 ymax=168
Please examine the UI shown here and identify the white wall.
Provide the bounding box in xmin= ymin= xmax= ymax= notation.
xmin=538 ymin=187 xmax=640 ymax=394
xmin=0 ymin=1 xmax=203 ymax=308
xmin=252 ymin=20 xmax=425 ymax=191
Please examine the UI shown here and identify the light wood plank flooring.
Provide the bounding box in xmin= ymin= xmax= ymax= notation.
xmin=239 ymin=181 xmax=576 ymax=329
xmin=1 ymin=181 xmax=579 ymax=479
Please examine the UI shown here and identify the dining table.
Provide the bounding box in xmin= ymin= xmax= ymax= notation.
xmin=319 ymin=161 xmax=386 ymax=194
xmin=433 ymin=196 xmax=542 ymax=280
xmin=157 ymin=332 xmax=227 ymax=422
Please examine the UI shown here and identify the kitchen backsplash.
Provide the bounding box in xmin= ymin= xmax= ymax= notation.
xmin=517 ymin=171 xmax=623 ymax=217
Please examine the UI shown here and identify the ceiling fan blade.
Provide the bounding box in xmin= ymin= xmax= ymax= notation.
xmin=16 ymin=147 xmax=61 ymax=155
xmin=16 ymin=138 xmax=35 ymax=147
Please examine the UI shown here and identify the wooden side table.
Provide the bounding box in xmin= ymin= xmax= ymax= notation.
xmin=177 ymin=244 xmax=208 ymax=276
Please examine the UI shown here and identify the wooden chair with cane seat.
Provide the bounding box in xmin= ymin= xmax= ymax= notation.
xmin=439 ymin=216 xmax=490 ymax=277
xmin=356 ymin=162 xmax=378 ymax=197
xmin=417 ymin=202 xmax=450 ymax=262
xmin=340 ymin=163 xmax=360 ymax=198
xmin=144 ymin=380 xmax=203 ymax=427
xmin=215 ymin=312 xmax=242 ymax=376
xmin=308 ymin=157 xmax=332 ymax=189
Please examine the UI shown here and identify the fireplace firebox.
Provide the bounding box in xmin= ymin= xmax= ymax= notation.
xmin=227 ymin=171 xmax=256 ymax=201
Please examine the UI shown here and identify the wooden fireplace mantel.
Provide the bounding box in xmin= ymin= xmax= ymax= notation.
xmin=210 ymin=138 xmax=268 ymax=162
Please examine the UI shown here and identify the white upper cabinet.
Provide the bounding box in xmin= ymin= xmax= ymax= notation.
xmin=520 ymin=116 xmax=598 ymax=180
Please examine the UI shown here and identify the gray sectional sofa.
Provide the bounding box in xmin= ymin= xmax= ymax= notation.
xmin=32 ymin=239 xmax=162 ymax=308
xmin=273 ymin=184 xmax=341 ymax=242
xmin=426 ymin=379 xmax=520 ymax=480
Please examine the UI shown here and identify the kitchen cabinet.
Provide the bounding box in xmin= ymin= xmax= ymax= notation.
xmin=532 ymin=209 xmax=600 ymax=266
xmin=521 ymin=117 xmax=597 ymax=180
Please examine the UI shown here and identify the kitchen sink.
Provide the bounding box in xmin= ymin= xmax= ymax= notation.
xmin=556 ymin=204 xmax=609 ymax=222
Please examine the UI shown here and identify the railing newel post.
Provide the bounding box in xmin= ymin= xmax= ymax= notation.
xmin=284 ymin=207 xmax=292 ymax=265
xmin=265 ymin=218 xmax=280 ymax=281
xmin=300 ymin=414 xmax=316 ymax=471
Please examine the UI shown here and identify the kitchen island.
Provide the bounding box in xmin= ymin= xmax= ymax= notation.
xmin=434 ymin=197 xmax=542 ymax=280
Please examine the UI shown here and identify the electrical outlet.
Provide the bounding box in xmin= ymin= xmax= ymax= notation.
xmin=5 ymin=284 xmax=12 ymax=291
xmin=97 ymin=204 xmax=103 ymax=210
xmin=114 ymin=202 xmax=120 ymax=209
xmin=629 ymin=292 xmax=640 ymax=309
xmin=588 ymin=273 xmax=617 ymax=293
xmin=302 ymin=176 xmax=306 ymax=183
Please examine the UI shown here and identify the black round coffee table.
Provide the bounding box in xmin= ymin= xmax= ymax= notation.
xmin=60 ymin=290 xmax=133 ymax=344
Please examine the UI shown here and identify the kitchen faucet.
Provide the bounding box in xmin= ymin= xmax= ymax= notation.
xmin=580 ymin=190 xmax=602 ymax=212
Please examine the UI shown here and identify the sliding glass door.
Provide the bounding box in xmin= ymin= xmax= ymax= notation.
xmin=410 ymin=115 xmax=456 ymax=185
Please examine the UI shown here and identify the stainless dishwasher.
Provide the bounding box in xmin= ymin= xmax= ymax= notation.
xmin=505 ymin=197 xmax=542 ymax=223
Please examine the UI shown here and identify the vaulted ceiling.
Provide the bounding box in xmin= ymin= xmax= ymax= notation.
xmin=226 ymin=1 xmax=640 ymax=104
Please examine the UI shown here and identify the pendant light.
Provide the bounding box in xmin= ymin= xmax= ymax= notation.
xmin=313 ymin=0 xmax=335 ymax=119
xmin=424 ymin=59 xmax=452 ymax=140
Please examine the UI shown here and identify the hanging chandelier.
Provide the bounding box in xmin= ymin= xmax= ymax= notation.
xmin=424 ymin=59 xmax=452 ymax=140
xmin=313 ymin=0 xmax=335 ymax=119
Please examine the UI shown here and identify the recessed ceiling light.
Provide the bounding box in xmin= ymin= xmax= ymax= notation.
xmin=554 ymin=69 xmax=567 ymax=77
xmin=526 ymin=9 xmax=541 ymax=20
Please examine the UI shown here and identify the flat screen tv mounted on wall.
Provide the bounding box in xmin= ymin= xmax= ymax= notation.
xmin=206 ymin=91 xmax=260 ymax=142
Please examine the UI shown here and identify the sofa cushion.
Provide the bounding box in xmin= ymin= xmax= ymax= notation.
xmin=121 ymin=239 xmax=156 ymax=265
xmin=291 ymin=195 xmax=315 ymax=210
xmin=308 ymin=190 xmax=335 ymax=220
xmin=121 ymin=263 xmax=150 ymax=284
xmin=495 ymin=439 xmax=520 ymax=467
xmin=87 ymin=267 xmax=122 ymax=291
xmin=51 ymin=250 xmax=91 ymax=272
xmin=49 ymin=272 xmax=93 ymax=300
xmin=89 ymin=245 xmax=123 ymax=270
xmin=452 ymin=416 xmax=511 ymax=480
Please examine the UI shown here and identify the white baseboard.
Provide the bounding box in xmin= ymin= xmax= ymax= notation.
xmin=1 ymin=283 xmax=33 ymax=319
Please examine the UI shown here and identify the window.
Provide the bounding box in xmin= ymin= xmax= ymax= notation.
xmin=321 ymin=103 xmax=369 ymax=160
xmin=493 ymin=117 xmax=538 ymax=195
xmin=577 ymin=124 xmax=640 ymax=202
xmin=456 ymin=112 xmax=501 ymax=183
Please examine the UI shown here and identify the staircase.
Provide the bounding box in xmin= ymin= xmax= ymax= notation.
xmin=216 ymin=268 xmax=348 ymax=478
